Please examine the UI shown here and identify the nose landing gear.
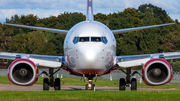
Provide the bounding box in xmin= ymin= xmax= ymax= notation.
xmin=85 ymin=80 xmax=95 ymax=90
xmin=84 ymin=74 xmax=96 ymax=90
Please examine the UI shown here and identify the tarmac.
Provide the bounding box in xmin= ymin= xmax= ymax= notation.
xmin=0 ymin=84 xmax=178 ymax=91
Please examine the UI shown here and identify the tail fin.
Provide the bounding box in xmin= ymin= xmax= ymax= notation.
xmin=86 ymin=0 xmax=94 ymax=22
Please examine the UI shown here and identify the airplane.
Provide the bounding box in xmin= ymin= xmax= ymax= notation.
xmin=2 ymin=0 xmax=178 ymax=91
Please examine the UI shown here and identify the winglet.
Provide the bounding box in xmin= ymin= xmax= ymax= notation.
xmin=86 ymin=0 xmax=94 ymax=22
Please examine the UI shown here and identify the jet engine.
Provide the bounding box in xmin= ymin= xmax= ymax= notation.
xmin=142 ymin=58 xmax=173 ymax=86
xmin=7 ymin=59 xmax=39 ymax=86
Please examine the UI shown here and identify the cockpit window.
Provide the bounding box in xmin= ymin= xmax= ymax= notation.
xmin=73 ymin=37 xmax=79 ymax=44
xmin=79 ymin=37 xmax=89 ymax=42
xmin=73 ymin=36 xmax=108 ymax=44
xmin=91 ymin=37 xmax=102 ymax=42
xmin=91 ymin=37 xmax=108 ymax=44
xmin=102 ymin=37 xmax=108 ymax=44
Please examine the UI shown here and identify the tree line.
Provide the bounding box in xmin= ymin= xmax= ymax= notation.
xmin=0 ymin=4 xmax=180 ymax=70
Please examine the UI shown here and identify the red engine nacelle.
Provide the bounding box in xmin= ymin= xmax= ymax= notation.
xmin=7 ymin=59 xmax=39 ymax=86
xmin=142 ymin=58 xmax=173 ymax=86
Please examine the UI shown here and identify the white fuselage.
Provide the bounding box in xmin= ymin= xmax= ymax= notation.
xmin=64 ymin=21 xmax=116 ymax=76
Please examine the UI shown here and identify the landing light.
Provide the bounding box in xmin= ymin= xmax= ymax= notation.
xmin=88 ymin=84 xmax=92 ymax=88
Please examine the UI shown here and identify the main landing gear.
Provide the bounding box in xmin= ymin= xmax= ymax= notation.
xmin=42 ymin=68 xmax=61 ymax=91
xmin=84 ymin=74 xmax=96 ymax=90
xmin=119 ymin=68 xmax=137 ymax=91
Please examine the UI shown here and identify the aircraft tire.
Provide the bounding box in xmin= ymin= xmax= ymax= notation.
xmin=131 ymin=78 xmax=137 ymax=90
xmin=54 ymin=78 xmax=61 ymax=90
xmin=119 ymin=78 xmax=126 ymax=91
xmin=85 ymin=84 xmax=88 ymax=90
xmin=43 ymin=78 xmax=49 ymax=90
xmin=91 ymin=84 xmax=95 ymax=90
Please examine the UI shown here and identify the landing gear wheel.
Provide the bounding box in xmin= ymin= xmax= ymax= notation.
xmin=131 ymin=78 xmax=137 ymax=90
xmin=43 ymin=78 xmax=49 ymax=90
xmin=119 ymin=78 xmax=126 ymax=91
xmin=54 ymin=78 xmax=61 ymax=90
xmin=85 ymin=84 xmax=88 ymax=90
xmin=91 ymin=84 xmax=95 ymax=90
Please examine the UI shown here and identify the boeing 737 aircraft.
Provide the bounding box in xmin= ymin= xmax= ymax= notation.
xmin=2 ymin=0 xmax=178 ymax=91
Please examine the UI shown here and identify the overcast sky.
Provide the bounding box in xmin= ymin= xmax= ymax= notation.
xmin=0 ymin=0 xmax=179 ymax=23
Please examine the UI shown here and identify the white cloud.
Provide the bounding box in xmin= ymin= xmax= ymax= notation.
xmin=24 ymin=10 xmax=63 ymax=18
xmin=94 ymin=0 xmax=180 ymax=21
xmin=0 ymin=0 xmax=180 ymax=14
xmin=0 ymin=9 xmax=19 ymax=23
xmin=0 ymin=0 xmax=86 ymax=9
xmin=0 ymin=0 xmax=179 ymax=12
xmin=0 ymin=9 xmax=64 ymax=23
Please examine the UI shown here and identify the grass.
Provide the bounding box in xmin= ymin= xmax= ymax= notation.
xmin=0 ymin=90 xmax=180 ymax=101
xmin=0 ymin=76 xmax=12 ymax=84
xmin=1 ymin=76 xmax=180 ymax=101
xmin=1 ymin=75 xmax=180 ymax=89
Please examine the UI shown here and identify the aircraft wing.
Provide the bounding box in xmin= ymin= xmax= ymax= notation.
xmin=0 ymin=52 xmax=63 ymax=68
xmin=5 ymin=23 xmax=68 ymax=34
xmin=116 ymin=52 xmax=180 ymax=68
xmin=112 ymin=23 xmax=175 ymax=34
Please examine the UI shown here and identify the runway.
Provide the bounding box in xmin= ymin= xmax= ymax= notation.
xmin=0 ymin=84 xmax=178 ymax=91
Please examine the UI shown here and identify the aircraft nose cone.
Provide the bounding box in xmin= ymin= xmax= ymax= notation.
xmin=75 ymin=43 xmax=104 ymax=70
xmin=85 ymin=50 xmax=95 ymax=61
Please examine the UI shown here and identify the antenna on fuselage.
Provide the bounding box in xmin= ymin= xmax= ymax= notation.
xmin=86 ymin=0 xmax=94 ymax=22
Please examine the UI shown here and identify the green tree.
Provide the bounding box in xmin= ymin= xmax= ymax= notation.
xmin=20 ymin=14 xmax=39 ymax=26
xmin=8 ymin=31 xmax=57 ymax=55
xmin=138 ymin=4 xmax=173 ymax=23
xmin=60 ymin=12 xmax=85 ymax=30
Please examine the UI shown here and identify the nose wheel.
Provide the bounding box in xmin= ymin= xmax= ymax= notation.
xmin=84 ymin=74 xmax=96 ymax=90
xmin=85 ymin=80 xmax=95 ymax=90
